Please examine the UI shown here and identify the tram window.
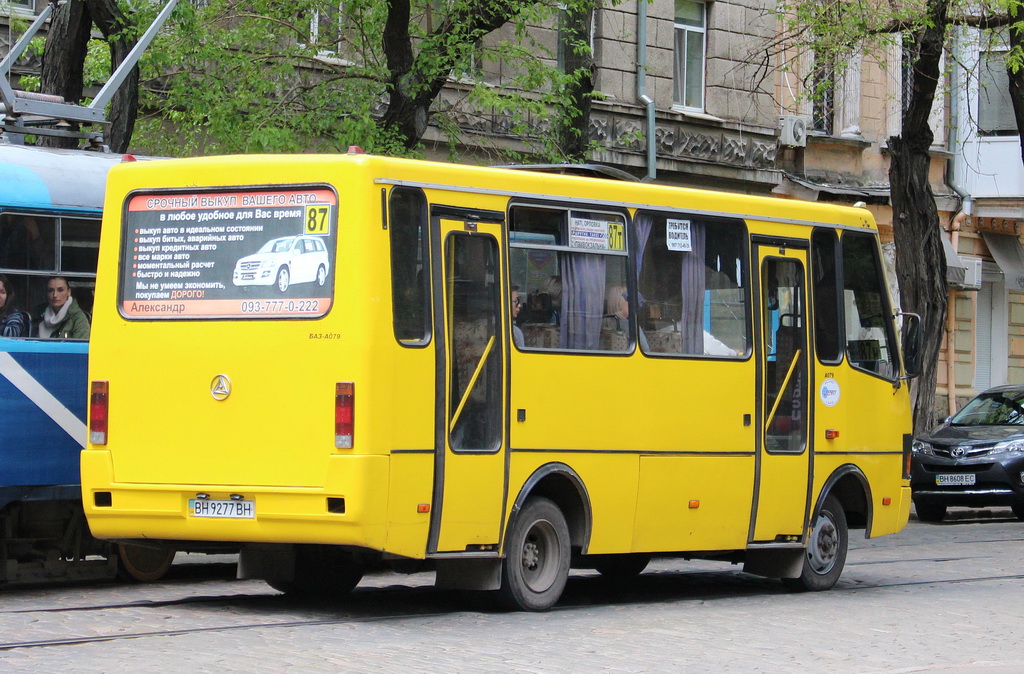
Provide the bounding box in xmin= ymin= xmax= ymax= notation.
xmin=841 ymin=232 xmax=897 ymax=380
xmin=509 ymin=205 xmax=629 ymax=352
xmin=60 ymin=217 xmax=101 ymax=273
xmin=389 ymin=187 xmax=430 ymax=345
xmin=0 ymin=213 xmax=56 ymax=272
xmin=811 ymin=229 xmax=842 ymax=363
xmin=635 ymin=210 xmax=747 ymax=357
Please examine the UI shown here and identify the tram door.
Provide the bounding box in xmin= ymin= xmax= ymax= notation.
xmin=428 ymin=210 xmax=508 ymax=554
xmin=752 ymin=242 xmax=812 ymax=542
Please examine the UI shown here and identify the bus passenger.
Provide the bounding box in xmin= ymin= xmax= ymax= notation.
xmin=34 ymin=276 xmax=90 ymax=340
xmin=0 ymin=274 xmax=28 ymax=337
xmin=511 ymin=286 xmax=524 ymax=348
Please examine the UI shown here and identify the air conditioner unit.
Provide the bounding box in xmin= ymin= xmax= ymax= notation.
xmin=957 ymin=255 xmax=982 ymax=290
xmin=779 ymin=115 xmax=808 ymax=147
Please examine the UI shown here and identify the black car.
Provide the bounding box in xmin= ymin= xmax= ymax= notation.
xmin=911 ymin=385 xmax=1024 ymax=522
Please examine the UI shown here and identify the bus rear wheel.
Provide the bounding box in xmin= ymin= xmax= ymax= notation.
xmin=497 ymin=497 xmax=570 ymax=611
xmin=117 ymin=543 xmax=175 ymax=582
xmin=783 ymin=494 xmax=847 ymax=592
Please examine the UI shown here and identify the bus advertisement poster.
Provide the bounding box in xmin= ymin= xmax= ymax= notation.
xmin=118 ymin=186 xmax=338 ymax=319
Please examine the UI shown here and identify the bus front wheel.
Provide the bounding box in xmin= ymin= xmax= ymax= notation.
xmin=783 ymin=494 xmax=847 ymax=592
xmin=497 ymin=497 xmax=570 ymax=611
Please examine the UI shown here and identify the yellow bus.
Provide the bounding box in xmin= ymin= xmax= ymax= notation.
xmin=82 ymin=152 xmax=921 ymax=610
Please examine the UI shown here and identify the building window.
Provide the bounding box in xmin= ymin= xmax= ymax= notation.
xmin=310 ymin=2 xmax=344 ymax=56
xmin=673 ymin=0 xmax=706 ymax=111
xmin=811 ymin=54 xmax=835 ymax=134
xmin=978 ymin=49 xmax=1017 ymax=136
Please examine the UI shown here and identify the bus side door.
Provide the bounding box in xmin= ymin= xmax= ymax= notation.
xmin=752 ymin=241 xmax=812 ymax=542
xmin=428 ymin=209 xmax=508 ymax=554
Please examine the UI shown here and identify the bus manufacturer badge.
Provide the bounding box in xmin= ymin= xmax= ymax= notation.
xmin=211 ymin=374 xmax=232 ymax=401
xmin=819 ymin=378 xmax=840 ymax=407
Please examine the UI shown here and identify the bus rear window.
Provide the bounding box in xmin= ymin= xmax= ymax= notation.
xmin=119 ymin=186 xmax=338 ymax=320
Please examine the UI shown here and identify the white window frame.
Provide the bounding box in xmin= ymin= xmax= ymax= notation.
xmin=673 ymin=0 xmax=707 ymax=112
xmin=310 ymin=2 xmax=344 ymax=58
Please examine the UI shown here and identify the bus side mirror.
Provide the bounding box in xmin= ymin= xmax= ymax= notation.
xmin=899 ymin=312 xmax=923 ymax=379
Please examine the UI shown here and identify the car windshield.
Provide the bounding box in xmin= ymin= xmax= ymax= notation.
xmin=258 ymin=238 xmax=295 ymax=254
xmin=950 ymin=391 xmax=1024 ymax=426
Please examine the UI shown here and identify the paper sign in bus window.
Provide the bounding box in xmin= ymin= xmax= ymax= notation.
xmin=667 ymin=219 xmax=692 ymax=252
xmin=568 ymin=217 xmax=610 ymax=250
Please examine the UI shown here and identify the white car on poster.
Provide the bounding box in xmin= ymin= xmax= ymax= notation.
xmin=232 ymin=235 xmax=330 ymax=293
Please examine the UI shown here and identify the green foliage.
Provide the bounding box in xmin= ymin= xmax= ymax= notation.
xmin=132 ymin=0 xmax=602 ymax=160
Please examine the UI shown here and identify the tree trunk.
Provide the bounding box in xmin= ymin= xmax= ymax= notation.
xmin=38 ymin=0 xmax=92 ymax=149
xmin=888 ymin=0 xmax=950 ymax=434
xmin=37 ymin=0 xmax=137 ymax=151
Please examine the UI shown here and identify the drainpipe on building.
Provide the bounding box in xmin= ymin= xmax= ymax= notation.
xmin=945 ymin=29 xmax=972 ymax=416
xmin=947 ymin=214 xmax=965 ymax=416
xmin=636 ymin=0 xmax=656 ymax=181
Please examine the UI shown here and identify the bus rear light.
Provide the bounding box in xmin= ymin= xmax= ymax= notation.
xmin=825 ymin=429 xmax=839 ymax=440
xmin=335 ymin=382 xmax=354 ymax=448
xmin=89 ymin=380 xmax=109 ymax=445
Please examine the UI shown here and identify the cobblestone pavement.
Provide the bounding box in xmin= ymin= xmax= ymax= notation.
xmin=1 ymin=508 xmax=1022 ymax=673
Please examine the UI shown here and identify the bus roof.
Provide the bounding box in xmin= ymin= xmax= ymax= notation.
xmin=110 ymin=153 xmax=878 ymax=231
xmin=0 ymin=143 xmax=132 ymax=212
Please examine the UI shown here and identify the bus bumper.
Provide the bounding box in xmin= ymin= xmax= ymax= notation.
xmin=81 ymin=450 xmax=390 ymax=550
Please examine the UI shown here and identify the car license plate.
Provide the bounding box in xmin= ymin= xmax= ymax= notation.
xmin=189 ymin=498 xmax=255 ymax=519
xmin=935 ymin=473 xmax=976 ymax=486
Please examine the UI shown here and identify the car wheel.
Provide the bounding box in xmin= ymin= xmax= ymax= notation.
xmin=1011 ymin=503 xmax=1024 ymax=521
xmin=782 ymin=494 xmax=847 ymax=592
xmin=276 ymin=266 xmax=290 ymax=293
xmin=316 ymin=265 xmax=327 ymax=286
xmin=496 ymin=497 xmax=570 ymax=611
xmin=914 ymin=502 xmax=947 ymax=523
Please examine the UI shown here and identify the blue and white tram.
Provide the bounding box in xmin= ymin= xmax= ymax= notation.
xmin=0 ymin=142 xmax=176 ymax=584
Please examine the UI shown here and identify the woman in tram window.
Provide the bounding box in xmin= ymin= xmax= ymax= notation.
xmin=0 ymin=274 xmax=29 ymax=337
xmin=33 ymin=276 xmax=90 ymax=340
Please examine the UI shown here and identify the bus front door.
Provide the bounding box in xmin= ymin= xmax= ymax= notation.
xmin=428 ymin=212 xmax=508 ymax=554
xmin=752 ymin=242 xmax=812 ymax=542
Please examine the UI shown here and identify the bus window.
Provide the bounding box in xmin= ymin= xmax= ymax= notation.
xmin=841 ymin=233 xmax=898 ymax=379
xmin=389 ymin=187 xmax=430 ymax=344
xmin=509 ymin=205 xmax=629 ymax=352
xmin=447 ymin=233 xmax=502 ymax=450
xmin=811 ymin=228 xmax=842 ymax=364
xmin=763 ymin=256 xmax=807 ymax=453
xmin=635 ymin=211 xmax=747 ymax=357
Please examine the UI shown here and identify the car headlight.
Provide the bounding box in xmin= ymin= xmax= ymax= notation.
xmin=993 ymin=439 xmax=1024 ymax=454
xmin=912 ymin=440 xmax=935 ymax=455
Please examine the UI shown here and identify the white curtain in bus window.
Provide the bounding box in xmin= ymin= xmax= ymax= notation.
xmin=763 ymin=257 xmax=807 ymax=453
xmin=635 ymin=211 xmax=747 ymax=357
xmin=0 ymin=214 xmax=57 ymax=272
xmin=841 ymin=233 xmax=897 ymax=380
xmin=509 ymin=206 xmax=629 ymax=352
